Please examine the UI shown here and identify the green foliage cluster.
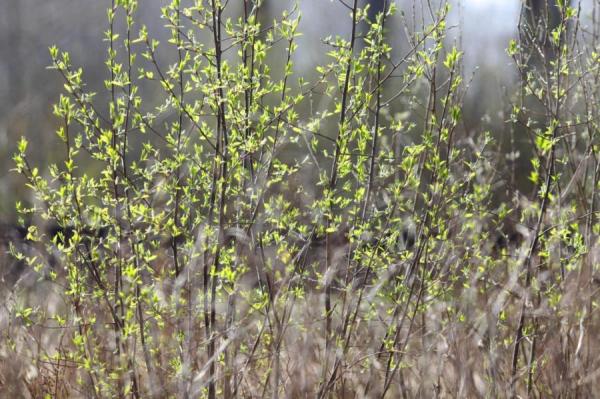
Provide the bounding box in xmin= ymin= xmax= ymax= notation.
xmin=7 ymin=0 xmax=600 ymax=397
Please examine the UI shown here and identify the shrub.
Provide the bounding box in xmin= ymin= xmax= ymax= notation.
xmin=8 ymin=0 xmax=600 ymax=397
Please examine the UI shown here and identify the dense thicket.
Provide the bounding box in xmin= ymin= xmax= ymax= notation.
xmin=2 ymin=1 xmax=600 ymax=397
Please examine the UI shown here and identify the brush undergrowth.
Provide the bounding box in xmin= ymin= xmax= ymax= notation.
xmin=5 ymin=0 xmax=600 ymax=397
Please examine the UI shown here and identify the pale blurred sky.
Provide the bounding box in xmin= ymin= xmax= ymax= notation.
xmin=297 ymin=0 xmax=521 ymax=74
xmin=457 ymin=0 xmax=521 ymax=67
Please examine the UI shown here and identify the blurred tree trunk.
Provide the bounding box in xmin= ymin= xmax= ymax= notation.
xmin=523 ymin=0 xmax=563 ymax=62
xmin=1 ymin=1 xmax=23 ymax=104
xmin=527 ymin=0 xmax=562 ymax=24
xmin=365 ymin=0 xmax=384 ymax=22
xmin=361 ymin=0 xmax=386 ymax=49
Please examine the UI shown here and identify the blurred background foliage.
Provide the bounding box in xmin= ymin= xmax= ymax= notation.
xmin=0 ymin=0 xmax=526 ymax=219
